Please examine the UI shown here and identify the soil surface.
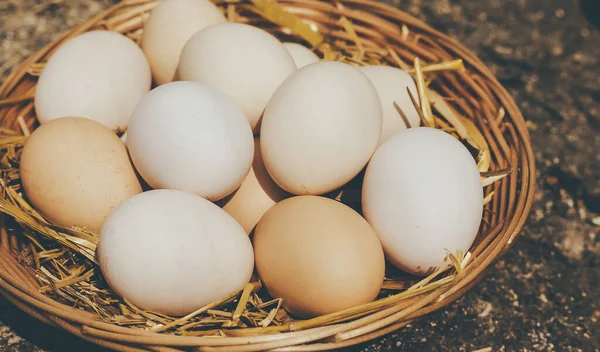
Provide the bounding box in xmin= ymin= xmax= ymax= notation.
xmin=1 ymin=0 xmax=599 ymax=351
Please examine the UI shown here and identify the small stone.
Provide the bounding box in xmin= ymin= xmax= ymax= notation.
xmin=551 ymin=46 xmax=564 ymax=56
xmin=478 ymin=301 xmax=493 ymax=317
xmin=546 ymin=176 xmax=558 ymax=186
xmin=494 ymin=45 xmax=513 ymax=55
xmin=594 ymin=310 xmax=600 ymax=319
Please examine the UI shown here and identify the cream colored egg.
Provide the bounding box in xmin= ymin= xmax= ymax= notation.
xmin=98 ymin=189 xmax=254 ymax=316
xmin=34 ymin=31 xmax=151 ymax=131
xmin=20 ymin=117 xmax=142 ymax=233
xmin=260 ymin=61 xmax=382 ymax=195
xmin=141 ymin=0 xmax=226 ymax=85
xmin=283 ymin=42 xmax=319 ymax=68
xmin=362 ymin=127 xmax=484 ymax=276
xmin=222 ymin=138 xmax=288 ymax=234
xmin=254 ymin=196 xmax=385 ymax=318
xmin=359 ymin=65 xmax=421 ymax=144
xmin=178 ymin=23 xmax=297 ymax=131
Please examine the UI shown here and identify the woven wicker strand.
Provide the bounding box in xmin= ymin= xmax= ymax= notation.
xmin=0 ymin=0 xmax=536 ymax=350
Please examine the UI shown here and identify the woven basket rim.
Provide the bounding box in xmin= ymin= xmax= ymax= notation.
xmin=0 ymin=0 xmax=536 ymax=350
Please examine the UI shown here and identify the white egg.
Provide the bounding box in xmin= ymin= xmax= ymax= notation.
xmin=359 ymin=65 xmax=421 ymax=144
xmin=35 ymin=31 xmax=151 ymax=131
xmin=178 ymin=23 xmax=297 ymax=132
xmin=126 ymin=81 xmax=254 ymax=201
xmin=97 ymin=189 xmax=254 ymax=316
xmin=362 ymin=127 xmax=483 ymax=276
xmin=141 ymin=0 xmax=226 ymax=85
xmin=260 ymin=61 xmax=382 ymax=195
xmin=283 ymin=42 xmax=319 ymax=68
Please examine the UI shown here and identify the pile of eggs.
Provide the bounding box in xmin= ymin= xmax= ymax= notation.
xmin=20 ymin=0 xmax=484 ymax=318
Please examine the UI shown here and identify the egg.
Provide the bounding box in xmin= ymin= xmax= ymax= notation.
xmin=359 ymin=65 xmax=421 ymax=144
xmin=282 ymin=42 xmax=319 ymax=68
xmin=97 ymin=189 xmax=254 ymax=316
xmin=362 ymin=127 xmax=484 ymax=276
xmin=222 ymin=138 xmax=288 ymax=234
xmin=254 ymin=196 xmax=384 ymax=318
xmin=126 ymin=81 xmax=253 ymax=201
xmin=141 ymin=0 xmax=226 ymax=85
xmin=34 ymin=31 xmax=151 ymax=131
xmin=178 ymin=23 xmax=297 ymax=131
xmin=260 ymin=61 xmax=382 ymax=195
xmin=20 ymin=117 xmax=142 ymax=233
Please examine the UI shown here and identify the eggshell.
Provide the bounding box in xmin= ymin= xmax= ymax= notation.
xmin=253 ymin=196 xmax=385 ymax=318
xmin=178 ymin=23 xmax=297 ymax=131
xmin=126 ymin=81 xmax=254 ymax=201
xmin=20 ymin=117 xmax=142 ymax=233
xmin=222 ymin=138 xmax=288 ymax=234
xmin=359 ymin=65 xmax=421 ymax=144
xmin=282 ymin=42 xmax=319 ymax=68
xmin=141 ymin=0 xmax=226 ymax=85
xmin=260 ymin=61 xmax=382 ymax=195
xmin=362 ymin=127 xmax=484 ymax=276
xmin=97 ymin=189 xmax=254 ymax=316
xmin=35 ymin=31 xmax=151 ymax=131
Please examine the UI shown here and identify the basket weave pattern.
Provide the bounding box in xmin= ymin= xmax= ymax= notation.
xmin=0 ymin=0 xmax=535 ymax=350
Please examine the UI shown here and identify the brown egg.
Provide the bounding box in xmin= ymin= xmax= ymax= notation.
xmin=20 ymin=117 xmax=142 ymax=233
xmin=222 ymin=138 xmax=288 ymax=234
xmin=253 ymin=196 xmax=385 ymax=318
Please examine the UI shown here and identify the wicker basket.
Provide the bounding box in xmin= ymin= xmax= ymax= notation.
xmin=0 ymin=0 xmax=535 ymax=351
